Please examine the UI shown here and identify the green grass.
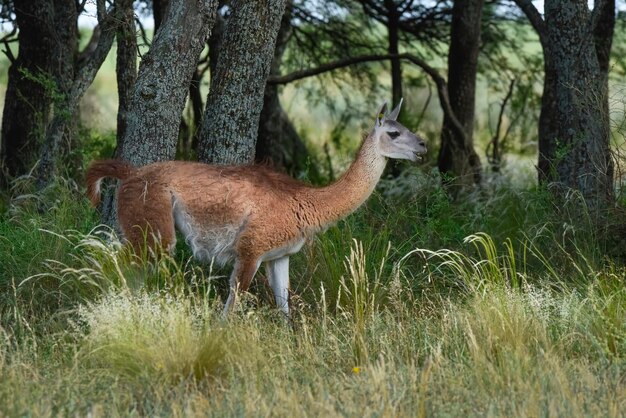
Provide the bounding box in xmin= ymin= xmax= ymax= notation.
xmin=1 ymin=17 xmax=626 ymax=416
xmin=0 ymin=173 xmax=625 ymax=417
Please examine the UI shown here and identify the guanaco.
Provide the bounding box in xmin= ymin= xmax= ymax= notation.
xmin=86 ymin=100 xmax=427 ymax=317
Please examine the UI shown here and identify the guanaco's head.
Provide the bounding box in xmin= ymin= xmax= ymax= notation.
xmin=373 ymin=99 xmax=427 ymax=162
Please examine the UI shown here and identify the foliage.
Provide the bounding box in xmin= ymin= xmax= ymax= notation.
xmin=1 ymin=174 xmax=625 ymax=416
xmin=1 ymin=3 xmax=626 ymax=414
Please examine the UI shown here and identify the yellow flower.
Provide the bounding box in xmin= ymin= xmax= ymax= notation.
xmin=352 ymin=366 xmax=361 ymax=374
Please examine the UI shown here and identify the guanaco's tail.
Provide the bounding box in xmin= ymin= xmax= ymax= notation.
xmin=86 ymin=159 xmax=134 ymax=206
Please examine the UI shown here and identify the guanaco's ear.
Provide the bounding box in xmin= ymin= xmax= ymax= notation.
xmin=387 ymin=98 xmax=403 ymax=121
xmin=376 ymin=101 xmax=388 ymax=126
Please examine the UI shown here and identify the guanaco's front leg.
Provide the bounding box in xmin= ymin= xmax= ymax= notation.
xmin=266 ymin=256 xmax=290 ymax=318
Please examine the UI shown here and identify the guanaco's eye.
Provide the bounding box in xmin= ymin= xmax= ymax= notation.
xmin=388 ymin=131 xmax=400 ymax=139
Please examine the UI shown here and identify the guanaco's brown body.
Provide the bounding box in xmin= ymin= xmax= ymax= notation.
xmin=86 ymin=101 xmax=426 ymax=317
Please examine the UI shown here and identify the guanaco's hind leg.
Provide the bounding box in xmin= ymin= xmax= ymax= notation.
xmin=223 ymin=257 xmax=261 ymax=317
xmin=117 ymin=179 xmax=176 ymax=255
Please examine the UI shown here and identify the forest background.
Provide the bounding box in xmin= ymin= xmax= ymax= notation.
xmin=0 ymin=1 xmax=625 ymax=416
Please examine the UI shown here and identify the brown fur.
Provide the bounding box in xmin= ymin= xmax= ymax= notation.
xmin=86 ymin=150 xmax=385 ymax=264
xmin=85 ymin=104 xmax=426 ymax=315
xmin=86 ymin=160 xmax=134 ymax=205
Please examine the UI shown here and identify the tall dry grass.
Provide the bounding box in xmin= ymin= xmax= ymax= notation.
xmin=1 ymin=174 xmax=625 ymax=417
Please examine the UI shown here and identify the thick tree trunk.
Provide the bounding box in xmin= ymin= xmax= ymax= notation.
xmin=198 ymin=0 xmax=287 ymax=165
xmin=117 ymin=0 xmax=217 ymax=166
xmin=515 ymin=0 xmax=615 ymax=211
xmin=437 ymin=0 xmax=483 ymax=190
xmin=36 ymin=0 xmax=130 ymax=188
xmin=255 ymin=2 xmax=312 ymax=174
xmin=31 ymin=0 xmax=78 ymax=188
xmin=538 ymin=0 xmax=614 ymax=209
xmin=0 ymin=0 xmax=76 ymax=187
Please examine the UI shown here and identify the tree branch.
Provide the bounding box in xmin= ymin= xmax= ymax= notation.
xmin=267 ymin=52 xmax=467 ymax=143
xmin=135 ymin=16 xmax=152 ymax=53
xmin=416 ymin=79 xmax=432 ymax=126
xmin=0 ymin=27 xmax=17 ymax=64
xmin=399 ymin=53 xmax=466 ymax=143
xmin=36 ymin=0 xmax=132 ymax=189
xmin=77 ymin=24 xmax=102 ymax=64
xmin=513 ymin=0 xmax=547 ymax=45
xmin=76 ymin=0 xmax=88 ymax=14
xmin=399 ymin=0 xmax=416 ymax=15
xmin=267 ymin=53 xmax=395 ymax=84
xmin=72 ymin=2 xmax=124 ymax=102
xmin=486 ymin=78 xmax=515 ymax=170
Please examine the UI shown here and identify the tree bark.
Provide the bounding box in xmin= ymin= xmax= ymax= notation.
xmin=207 ymin=5 xmax=226 ymax=77
xmin=31 ymin=0 xmax=77 ymax=188
xmin=99 ymin=0 xmax=139 ymax=224
xmin=116 ymin=0 xmax=217 ymax=166
xmin=152 ymin=0 xmax=168 ymax=31
xmin=198 ymin=0 xmax=287 ymax=165
xmin=255 ymin=1 xmax=312 ymax=175
xmin=101 ymin=0 xmax=217 ymax=227
xmin=516 ymin=0 xmax=614 ymax=211
xmin=115 ymin=0 xmax=138 ymax=154
xmin=0 ymin=0 xmax=76 ymax=187
xmin=437 ymin=0 xmax=483 ymax=191
xmin=36 ymin=0 xmax=129 ymax=188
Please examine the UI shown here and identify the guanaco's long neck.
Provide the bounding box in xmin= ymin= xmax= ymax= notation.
xmin=305 ymin=133 xmax=387 ymax=228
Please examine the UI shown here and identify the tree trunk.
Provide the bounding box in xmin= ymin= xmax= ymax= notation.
xmin=256 ymin=79 xmax=311 ymax=174
xmin=255 ymin=1 xmax=312 ymax=175
xmin=99 ymin=0 xmax=139 ymax=225
xmin=36 ymin=0 xmax=130 ymax=188
xmin=528 ymin=0 xmax=614 ymax=211
xmin=198 ymin=0 xmax=287 ymax=165
xmin=31 ymin=0 xmax=78 ymax=188
xmin=117 ymin=0 xmax=218 ymax=167
xmin=100 ymin=0 xmax=216 ymax=227
xmin=0 ymin=0 xmax=76 ymax=187
xmin=386 ymin=3 xmax=403 ymax=108
xmin=115 ymin=0 xmax=138 ymax=154
xmin=437 ymin=0 xmax=483 ymax=190
xmin=207 ymin=6 xmax=225 ymax=78
xmin=186 ymin=68 xmax=205 ymax=156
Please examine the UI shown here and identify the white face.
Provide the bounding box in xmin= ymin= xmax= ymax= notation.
xmin=373 ymin=101 xmax=427 ymax=162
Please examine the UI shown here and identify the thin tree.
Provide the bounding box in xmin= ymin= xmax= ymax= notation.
xmin=256 ymin=1 xmax=313 ymax=175
xmin=437 ymin=0 xmax=484 ymax=190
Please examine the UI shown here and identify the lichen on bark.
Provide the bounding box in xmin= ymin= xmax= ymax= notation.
xmin=198 ymin=0 xmax=288 ymax=165
xmin=118 ymin=0 xmax=218 ymax=167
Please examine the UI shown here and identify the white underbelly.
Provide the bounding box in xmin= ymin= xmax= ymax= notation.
xmin=172 ymin=202 xmax=245 ymax=266
xmin=260 ymin=238 xmax=305 ymax=262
